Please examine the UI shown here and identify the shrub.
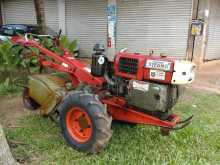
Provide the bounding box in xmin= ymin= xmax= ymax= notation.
xmin=0 ymin=35 xmax=78 ymax=95
xmin=0 ymin=40 xmax=34 ymax=94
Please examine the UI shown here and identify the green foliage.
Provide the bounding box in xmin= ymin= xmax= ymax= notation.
xmin=0 ymin=41 xmax=22 ymax=94
xmin=59 ymin=35 xmax=78 ymax=54
xmin=0 ymin=79 xmax=20 ymax=95
xmin=0 ymin=40 xmax=38 ymax=95
xmin=39 ymin=37 xmax=64 ymax=55
xmin=0 ymin=35 xmax=77 ymax=95
xmin=4 ymin=91 xmax=220 ymax=164
xmin=0 ymin=40 xmax=23 ymax=71
xmin=37 ymin=35 xmax=78 ymax=56
xmin=19 ymin=46 xmax=40 ymax=73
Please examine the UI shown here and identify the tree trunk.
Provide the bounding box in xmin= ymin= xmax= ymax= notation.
xmin=0 ymin=124 xmax=19 ymax=165
xmin=34 ymin=0 xmax=47 ymax=34
xmin=0 ymin=2 xmax=3 ymax=26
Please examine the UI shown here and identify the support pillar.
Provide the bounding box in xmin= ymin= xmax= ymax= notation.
xmin=107 ymin=0 xmax=117 ymax=61
xmin=186 ymin=0 xmax=199 ymax=61
xmin=193 ymin=0 xmax=210 ymax=66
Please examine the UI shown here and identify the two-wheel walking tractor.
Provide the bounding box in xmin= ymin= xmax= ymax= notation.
xmin=13 ymin=35 xmax=195 ymax=154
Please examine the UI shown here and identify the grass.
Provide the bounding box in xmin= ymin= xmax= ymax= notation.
xmin=4 ymin=91 xmax=220 ymax=165
xmin=0 ymin=83 xmax=22 ymax=95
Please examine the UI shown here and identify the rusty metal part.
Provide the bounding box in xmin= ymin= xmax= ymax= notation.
xmin=28 ymin=74 xmax=67 ymax=115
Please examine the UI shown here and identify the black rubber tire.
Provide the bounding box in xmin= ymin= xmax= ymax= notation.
xmin=58 ymin=91 xmax=112 ymax=154
xmin=22 ymin=87 xmax=40 ymax=111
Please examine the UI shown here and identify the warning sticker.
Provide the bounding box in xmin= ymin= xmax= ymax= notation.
xmin=150 ymin=70 xmax=166 ymax=80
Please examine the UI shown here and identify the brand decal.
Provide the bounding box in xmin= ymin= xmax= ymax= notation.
xmin=146 ymin=60 xmax=171 ymax=71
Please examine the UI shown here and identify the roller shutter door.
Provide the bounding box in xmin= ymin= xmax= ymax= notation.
xmin=2 ymin=0 xmax=59 ymax=32
xmin=44 ymin=0 xmax=59 ymax=32
xmin=117 ymin=0 xmax=192 ymax=59
xmin=65 ymin=0 xmax=107 ymax=57
xmin=206 ymin=0 xmax=220 ymax=60
xmin=2 ymin=0 xmax=36 ymax=24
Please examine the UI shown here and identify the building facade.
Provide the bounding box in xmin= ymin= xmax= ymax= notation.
xmin=1 ymin=0 xmax=220 ymax=64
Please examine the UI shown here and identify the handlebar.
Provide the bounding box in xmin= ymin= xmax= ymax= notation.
xmin=24 ymin=33 xmax=52 ymax=41
xmin=24 ymin=33 xmax=29 ymax=41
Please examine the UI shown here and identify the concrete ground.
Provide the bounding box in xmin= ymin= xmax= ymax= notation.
xmin=188 ymin=60 xmax=220 ymax=95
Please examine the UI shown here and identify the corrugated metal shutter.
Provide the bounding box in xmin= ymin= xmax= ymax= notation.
xmin=117 ymin=0 xmax=192 ymax=59
xmin=2 ymin=0 xmax=36 ymax=24
xmin=206 ymin=0 xmax=220 ymax=60
xmin=2 ymin=0 xmax=59 ymax=32
xmin=44 ymin=0 xmax=59 ymax=32
xmin=65 ymin=0 xmax=107 ymax=57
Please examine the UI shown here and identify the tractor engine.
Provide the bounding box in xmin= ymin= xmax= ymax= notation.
xmin=91 ymin=45 xmax=195 ymax=117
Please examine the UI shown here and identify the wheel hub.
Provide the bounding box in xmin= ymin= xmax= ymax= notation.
xmin=66 ymin=107 xmax=92 ymax=143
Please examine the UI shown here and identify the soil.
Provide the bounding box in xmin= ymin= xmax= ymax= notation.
xmin=0 ymin=95 xmax=29 ymax=128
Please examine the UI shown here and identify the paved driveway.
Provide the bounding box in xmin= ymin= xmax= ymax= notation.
xmin=189 ymin=60 xmax=220 ymax=94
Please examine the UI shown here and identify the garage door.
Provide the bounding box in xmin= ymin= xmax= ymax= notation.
xmin=2 ymin=0 xmax=36 ymax=24
xmin=44 ymin=0 xmax=59 ymax=32
xmin=65 ymin=0 xmax=107 ymax=57
xmin=2 ymin=0 xmax=59 ymax=32
xmin=117 ymin=0 xmax=192 ymax=59
xmin=206 ymin=0 xmax=220 ymax=60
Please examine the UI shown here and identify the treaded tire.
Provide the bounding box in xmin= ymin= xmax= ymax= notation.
xmin=58 ymin=91 xmax=112 ymax=154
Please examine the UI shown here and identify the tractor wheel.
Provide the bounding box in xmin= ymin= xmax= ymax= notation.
xmin=22 ymin=87 xmax=40 ymax=111
xmin=58 ymin=91 xmax=112 ymax=154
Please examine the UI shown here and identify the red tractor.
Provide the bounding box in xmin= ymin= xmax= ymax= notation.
xmin=13 ymin=34 xmax=195 ymax=154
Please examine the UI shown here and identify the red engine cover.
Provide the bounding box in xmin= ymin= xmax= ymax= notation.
xmin=114 ymin=52 xmax=175 ymax=84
